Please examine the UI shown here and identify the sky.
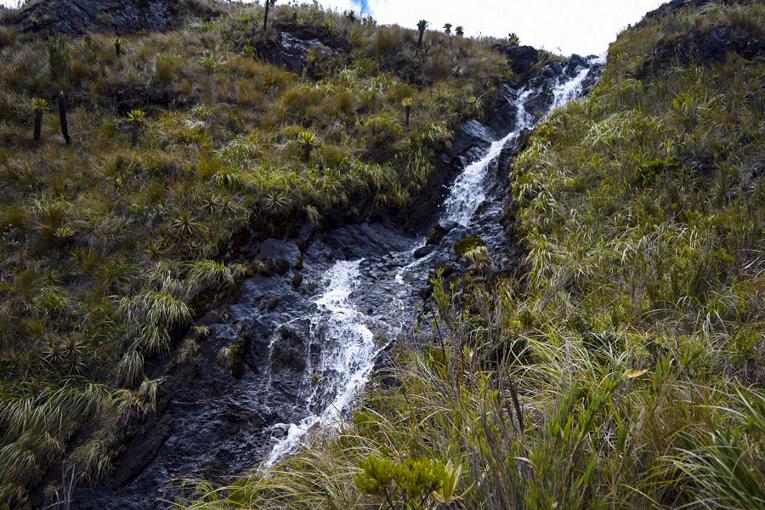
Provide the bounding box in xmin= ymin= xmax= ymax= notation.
xmin=1 ymin=0 xmax=668 ymax=55
xmin=315 ymin=0 xmax=667 ymax=55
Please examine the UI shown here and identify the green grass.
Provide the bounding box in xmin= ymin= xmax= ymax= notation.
xmin=181 ymin=1 xmax=765 ymax=508
xmin=0 ymin=1 xmax=525 ymax=506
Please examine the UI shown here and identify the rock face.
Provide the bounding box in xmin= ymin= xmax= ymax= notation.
xmin=642 ymin=24 xmax=763 ymax=74
xmin=492 ymin=44 xmax=540 ymax=74
xmin=73 ymin=54 xmax=603 ymax=510
xmin=17 ymin=0 xmax=218 ymax=36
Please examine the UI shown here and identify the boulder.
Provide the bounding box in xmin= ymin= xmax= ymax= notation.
xmin=413 ymin=245 xmax=437 ymax=259
xmin=493 ymin=45 xmax=540 ymax=74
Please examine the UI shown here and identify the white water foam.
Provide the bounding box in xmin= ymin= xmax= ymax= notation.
xmin=263 ymin=260 xmax=383 ymax=469
xmin=551 ymin=67 xmax=591 ymax=110
xmin=261 ymin=60 xmax=602 ymax=469
xmin=442 ymin=88 xmax=533 ymax=226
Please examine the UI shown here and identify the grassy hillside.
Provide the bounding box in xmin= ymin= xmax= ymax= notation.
xmin=0 ymin=1 xmax=541 ymax=505
xmin=182 ymin=1 xmax=764 ymax=508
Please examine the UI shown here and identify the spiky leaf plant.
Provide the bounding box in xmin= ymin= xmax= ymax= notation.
xmin=417 ymin=19 xmax=428 ymax=48
xmin=298 ymin=130 xmax=319 ymax=162
xmin=32 ymin=97 xmax=48 ymax=143
xmin=401 ymin=97 xmax=413 ymax=127
xmin=126 ymin=109 xmax=145 ymax=148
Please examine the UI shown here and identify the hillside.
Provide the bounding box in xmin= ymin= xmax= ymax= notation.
xmin=0 ymin=0 xmax=570 ymax=507
xmin=174 ymin=1 xmax=764 ymax=509
xmin=0 ymin=0 xmax=762 ymax=508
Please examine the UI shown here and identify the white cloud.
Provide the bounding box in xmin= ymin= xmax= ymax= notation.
xmin=318 ymin=0 xmax=667 ymax=55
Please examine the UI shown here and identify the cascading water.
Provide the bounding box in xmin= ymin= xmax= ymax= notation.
xmin=442 ymin=88 xmax=532 ymax=226
xmin=260 ymin=55 xmax=605 ymax=468
xmin=263 ymin=260 xmax=382 ymax=468
xmin=76 ymin=55 xmax=604 ymax=509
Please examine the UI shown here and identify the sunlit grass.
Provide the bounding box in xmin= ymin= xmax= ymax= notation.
xmin=183 ymin=1 xmax=765 ymax=508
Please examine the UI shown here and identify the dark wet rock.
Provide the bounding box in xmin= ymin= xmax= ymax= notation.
xmin=641 ymin=24 xmax=763 ymax=76
xmin=426 ymin=221 xmax=458 ymax=246
xmin=567 ymin=54 xmax=589 ymax=72
xmin=485 ymin=84 xmax=519 ymax=137
xmin=271 ymin=326 xmax=307 ymax=373
xmin=16 ymin=0 xmax=218 ymax=37
xmin=257 ymin=238 xmax=301 ymax=267
xmin=291 ymin=273 xmax=303 ymax=288
xmin=413 ymin=245 xmax=437 ymax=259
xmin=197 ymin=311 xmax=222 ymax=327
xmin=451 ymin=119 xmax=493 ymax=157
xmin=242 ymin=20 xmax=351 ymax=76
xmin=326 ymin=223 xmax=412 ymax=259
xmin=493 ymin=44 xmax=540 ymax=74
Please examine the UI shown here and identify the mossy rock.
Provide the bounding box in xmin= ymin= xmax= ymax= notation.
xmin=267 ymin=298 xmax=280 ymax=310
xmin=272 ymin=258 xmax=290 ymax=276
xmin=256 ymin=260 xmax=274 ymax=277
xmin=454 ymin=235 xmax=486 ymax=262
xmin=224 ymin=335 xmax=251 ymax=378
xmin=292 ymin=273 xmax=303 ymax=288
xmin=294 ymin=255 xmax=304 ymax=270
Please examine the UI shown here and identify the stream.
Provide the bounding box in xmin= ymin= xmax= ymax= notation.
xmin=76 ymin=54 xmax=604 ymax=509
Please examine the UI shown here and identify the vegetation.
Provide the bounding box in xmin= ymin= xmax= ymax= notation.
xmin=0 ymin=0 xmax=519 ymax=505
xmin=182 ymin=1 xmax=765 ymax=509
xmin=416 ymin=19 xmax=428 ymax=49
xmin=32 ymin=97 xmax=47 ymax=142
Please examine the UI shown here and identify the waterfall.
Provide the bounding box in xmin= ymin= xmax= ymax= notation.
xmin=263 ymin=260 xmax=381 ymax=468
xmin=261 ymin=56 xmax=604 ymax=468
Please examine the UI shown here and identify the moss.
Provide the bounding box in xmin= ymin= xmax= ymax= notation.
xmin=453 ymin=235 xmax=486 ymax=262
xmin=291 ymin=273 xmax=303 ymax=288
xmin=256 ymin=261 xmax=274 ymax=277
xmin=272 ymin=258 xmax=290 ymax=276
xmin=267 ymin=298 xmax=279 ymax=310
xmin=222 ymin=335 xmax=250 ymax=378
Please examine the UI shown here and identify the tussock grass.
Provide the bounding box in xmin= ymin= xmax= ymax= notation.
xmin=0 ymin=1 xmax=521 ymax=505
xmin=185 ymin=1 xmax=765 ymax=509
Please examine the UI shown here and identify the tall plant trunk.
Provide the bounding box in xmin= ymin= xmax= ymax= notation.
xmin=263 ymin=0 xmax=271 ymax=40
xmin=34 ymin=108 xmax=43 ymax=142
xmin=405 ymin=105 xmax=411 ymax=127
xmin=130 ymin=122 xmax=139 ymax=148
xmin=58 ymin=91 xmax=71 ymax=145
xmin=417 ymin=30 xmax=424 ymax=48
xmin=115 ymin=40 xmax=120 ymax=57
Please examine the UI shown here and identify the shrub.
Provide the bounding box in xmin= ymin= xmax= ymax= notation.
xmin=155 ymin=56 xmax=175 ymax=84
xmin=0 ymin=26 xmax=16 ymax=49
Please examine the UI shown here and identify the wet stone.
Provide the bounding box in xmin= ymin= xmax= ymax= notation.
xmin=413 ymin=245 xmax=437 ymax=259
